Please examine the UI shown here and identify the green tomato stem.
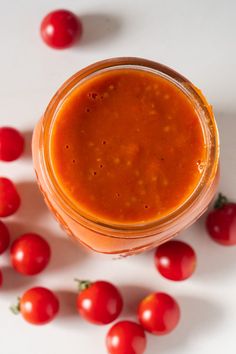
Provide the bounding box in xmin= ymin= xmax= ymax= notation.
xmin=74 ymin=279 xmax=92 ymax=292
xmin=214 ymin=193 xmax=228 ymax=209
xmin=10 ymin=297 xmax=21 ymax=315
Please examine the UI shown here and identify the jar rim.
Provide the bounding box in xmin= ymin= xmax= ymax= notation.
xmin=39 ymin=57 xmax=219 ymax=238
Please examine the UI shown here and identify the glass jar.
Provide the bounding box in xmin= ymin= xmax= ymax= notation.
xmin=32 ymin=57 xmax=219 ymax=255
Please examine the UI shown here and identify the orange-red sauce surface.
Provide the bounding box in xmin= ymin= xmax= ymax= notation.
xmin=50 ymin=69 xmax=205 ymax=224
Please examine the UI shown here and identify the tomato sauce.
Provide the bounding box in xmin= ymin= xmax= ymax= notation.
xmin=50 ymin=69 xmax=205 ymax=224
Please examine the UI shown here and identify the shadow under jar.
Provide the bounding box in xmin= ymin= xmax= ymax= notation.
xmin=32 ymin=57 xmax=219 ymax=255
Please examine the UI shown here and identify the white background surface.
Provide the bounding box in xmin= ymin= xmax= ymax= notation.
xmin=0 ymin=0 xmax=236 ymax=353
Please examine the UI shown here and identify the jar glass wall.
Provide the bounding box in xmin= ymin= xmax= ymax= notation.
xmin=32 ymin=57 xmax=219 ymax=255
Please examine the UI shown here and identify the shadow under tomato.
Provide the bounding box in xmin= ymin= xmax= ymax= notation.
xmin=79 ymin=13 xmax=123 ymax=47
xmin=54 ymin=290 xmax=87 ymax=330
xmin=47 ymin=235 xmax=89 ymax=273
xmin=22 ymin=129 xmax=33 ymax=159
xmin=119 ymin=284 xmax=154 ymax=317
xmin=146 ymin=295 xmax=224 ymax=354
xmin=16 ymin=180 xmax=49 ymax=221
xmin=55 ymin=290 xmax=78 ymax=319
xmin=0 ymin=266 xmax=33 ymax=293
xmin=4 ymin=220 xmax=29 ymax=243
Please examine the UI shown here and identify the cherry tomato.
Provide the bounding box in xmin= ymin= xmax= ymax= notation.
xmin=40 ymin=9 xmax=82 ymax=49
xmin=0 ymin=127 xmax=24 ymax=162
xmin=138 ymin=292 xmax=180 ymax=335
xmin=155 ymin=240 xmax=196 ymax=281
xmin=206 ymin=193 xmax=236 ymax=246
xmin=16 ymin=287 xmax=59 ymax=325
xmin=0 ymin=177 xmax=21 ymax=217
xmin=106 ymin=320 xmax=147 ymax=354
xmin=76 ymin=280 xmax=123 ymax=325
xmin=0 ymin=220 xmax=10 ymax=254
xmin=11 ymin=233 xmax=51 ymax=275
xmin=0 ymin=269 xmax=2 ymax=287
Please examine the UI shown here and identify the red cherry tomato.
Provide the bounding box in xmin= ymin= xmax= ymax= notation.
xmin=206 ymin=194 xmax=236 ymax=246
xmin=11 ymin=233 xmax=51 ymax=275
xmin=18 ymin=287 xmax=59 ymax=325
xmin=106 ymin=320 xmax=147 ymax=354
xmin=0 ymin=177 xmax=21 ymax=217
xmin=0 ymin=127 xmax=24 ymax=162
xmin=0 ymin=269 xmax=2 ymax=287
xmin=138 ymin=292 xmax=180 ymax=335
xmin=0 ymin=220 xmax=10 ymax=254
xmin=76 ymin=280 xmax=123 ymax=325
xmin=155 ymin=240 xmax=196 ymax=281
xmin=40 ymin=9 xmax=82 ymax=49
